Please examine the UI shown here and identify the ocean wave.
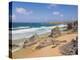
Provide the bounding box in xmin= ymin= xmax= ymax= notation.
xmin=11 ymin=26 xmax=30 ymax=30
xmin=10 ymin=24 xmax=67 ymax=40
xmin=12 ymin=26 xmax=51 ymax=34
xmin=11 ymin=26 xmax=51 ymax=40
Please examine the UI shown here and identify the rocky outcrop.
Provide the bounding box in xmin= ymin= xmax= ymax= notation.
xmin=59 ymin=37 xmax=78 ymax=55
xmin=22 ymin=34 xmax=38 ymax=48
xmin=49 ymin=26 xmax=61 ymax=38
xmin=67 ymin=21 xmax=78 ymax=32
xmin=35 ymin=39 xmax=54 ymax=49
xmin=35 ymin=38 xmax=67 ymax=50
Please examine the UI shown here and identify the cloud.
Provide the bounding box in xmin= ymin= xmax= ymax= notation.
xmin=60 ymin=14 xmax=64 ymax=17
xmin=52 ymin=11 xmax=64 ymax=17
xmin=16 ymin=7 xmax=32 ymax=15
xmin=52 ymin=11 xmax=60 ymax=15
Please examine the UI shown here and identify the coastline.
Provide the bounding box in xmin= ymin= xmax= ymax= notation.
xmin=12 ymin=32 xmax=77 ymax=58
xmin=11 ymin=24 xmax=67 ymax=40
xmin=9 ymin=23 xmax=78 ymax=58
xmin=11 ymin=25 xmax=67 ymax=52
xmin=11 ymin=32 xmax=51 ymax=52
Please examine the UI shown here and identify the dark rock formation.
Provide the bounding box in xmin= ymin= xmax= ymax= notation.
xmin=59 ymin=36 xmax=78 ymax=55
xmin=67 ymin=21 xmax=78 ymax=31
xmin=67 ymin=23 xmax=73 ymax=30
xmin=73 ymin=21 xmax=78 ymax=32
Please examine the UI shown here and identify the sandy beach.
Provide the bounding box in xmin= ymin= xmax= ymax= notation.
xmin=12 ymin=31 xmax=77 ymax=59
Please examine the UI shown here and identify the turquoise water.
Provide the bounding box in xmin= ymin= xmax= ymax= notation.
xmin=10 ymin=23 xmax=57 ymax=30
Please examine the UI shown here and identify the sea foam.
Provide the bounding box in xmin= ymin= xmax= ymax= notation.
xmin=10 ymin=24 xmax=67 ymax=40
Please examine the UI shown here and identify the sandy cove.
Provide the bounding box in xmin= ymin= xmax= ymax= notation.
xmin=12 ymin=32 xmax=77 ymax=59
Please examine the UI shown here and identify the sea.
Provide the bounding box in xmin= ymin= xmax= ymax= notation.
xmin=9 ymin=22 xmax=66 ymax=40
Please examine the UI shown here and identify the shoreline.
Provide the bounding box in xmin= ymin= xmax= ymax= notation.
xmin=11 ymin=32 xmax=51 ymax=52
xmin=11 ymin=24 xmax=67 ymax=40
xmin=10 ymin=26 xmax=76 ymax=53
xmin=11 ymin=31 xmax=78 ymax=58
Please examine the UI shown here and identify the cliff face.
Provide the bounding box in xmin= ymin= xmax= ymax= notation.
xmin=59 ymin=37 xmax=78 ymax=55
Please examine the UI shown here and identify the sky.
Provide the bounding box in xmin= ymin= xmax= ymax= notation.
xmin=9 ymin=1 xmax=78 ymax=23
